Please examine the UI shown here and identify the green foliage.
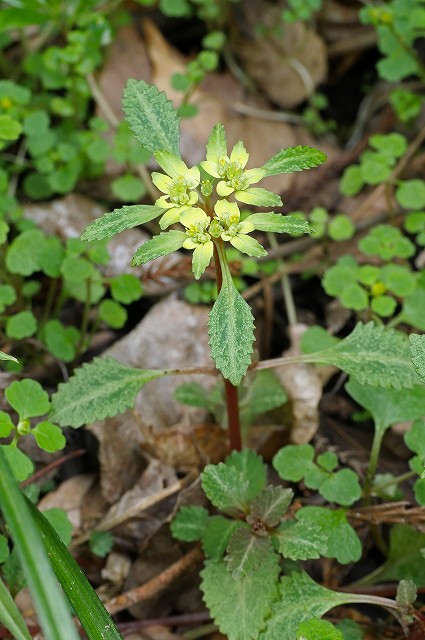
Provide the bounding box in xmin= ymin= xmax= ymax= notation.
xmin=297 ymin=618 xmax=343 ymax=640
xmin=89 ymin=532 xmax=114 ymax=558
xmin=410 ymin=334 xmax=425 ymax=383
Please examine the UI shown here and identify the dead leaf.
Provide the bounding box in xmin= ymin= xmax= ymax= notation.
xmin=232 ymin=0 xmax=328 ymax=108
xmin=38 ymin=473 xmax=96 ymax=533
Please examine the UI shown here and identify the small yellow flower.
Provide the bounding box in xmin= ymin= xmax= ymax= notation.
xmin=213 ymin=200 xmax=267 ymax=258
xmin=151 ymin=150 xmax=201 ymax=228
xmin=180 ymin=208 xmax=214 ymax=279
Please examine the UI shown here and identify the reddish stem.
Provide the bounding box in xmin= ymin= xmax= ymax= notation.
xmin=213 ymin=241 xmax=242 ymax=452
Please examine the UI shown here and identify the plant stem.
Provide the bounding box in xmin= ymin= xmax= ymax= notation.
xmin=364 ymin=422 xmax=386 ymax=500
xmin=213 ymin=240 xmax=243 ymax=451
xmin=267 ymin=232 xmax=297 ymax=327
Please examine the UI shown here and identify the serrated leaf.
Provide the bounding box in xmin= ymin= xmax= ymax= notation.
xmin=276 ymin=521 xmax=326 ymax=560
xmin=203 ymin=516 xmax=244 ymax=559
xmin=248 ymin=486 xmax=293 ymax=527
xmin=132 ymin=231 xmax=186 ymax=266
xmin=396 ymin=579 xmax=417 ymax=608
xmin=296 ymin=507 xmax=362 ymax=564
xmin=201 ymin=554 xmax=280 ymax=640
xmin=81 ymin=205 xmax=165 ymax=241
xmin=206 ymin=123 xmax=227 ymax=161
xmin=171 ymin=506 xmax=210 ymax=542
xmin=209 ymin=278 xmax=254 ymax=386
xmin=302 ymin=322 xmax=419 ymax=389
xmin=201 ymin=463 xmax=250 ymax=514
xmin=225 ymin=449 xmax=267 ymax=500
xmin=122 ymin=79 xmax=180 ymax=155
xmin=261 ymin=572 xmax=351 ymax=640
xmin=225 ymin=527 xmax=271 ymax=579
xmin=261 ymin=146 xmax=327 ymax=177
xmin=5 ymin=379 xmax=50 ymax=419
xmin=245 ymin=213 xmax=314 ymax=235
xmin=50 ymin=358 xmax=169 ymax=427
xmin=410 ymin=334 xmax=425 ymax=383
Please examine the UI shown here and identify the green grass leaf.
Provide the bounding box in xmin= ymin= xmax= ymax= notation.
xmin=50 ymin=357 xmax=169 ymax=427
xmin=302 ymin=322 xmax=419 ymax=389
xmin=0 ymin=447 xmax=80 ymax=640
xmin=122 ymin=79 xmax=180 ymax=155
xmin=201 ymin=554 xmax=279 ymax=640
xmin=0 ymin=575 xmax=32 ymax=640
xmin=82 ymin=205 xmax=165 ymax=241
xmin=208 ymin=278 xmax=254 ymax=386
xmin=261 ymin=146 xmax=327 ymax=177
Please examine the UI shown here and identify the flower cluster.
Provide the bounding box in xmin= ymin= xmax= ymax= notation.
xmin=150 ymin=124 xmax=282 ymax=278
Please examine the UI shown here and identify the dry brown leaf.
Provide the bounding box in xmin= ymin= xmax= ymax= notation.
xmin=232 ymin=0 xmax=327 ymax=108
xmin=38 ymin=473 xmax=96 ymax=532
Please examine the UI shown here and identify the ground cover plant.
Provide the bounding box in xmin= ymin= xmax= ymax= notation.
xmin=1 ymin=1 xmax=425 ymax=639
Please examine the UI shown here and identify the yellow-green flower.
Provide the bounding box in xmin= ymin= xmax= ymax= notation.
xmin=201 ymin=124 xmax=281 ymax=207
xmin=151 ymin=150 xmax=201 ymax=229
xmin=214 ymin=200 xmax=267 ymax=257
xmin=180 ymin=208 xmax=214 ymax=279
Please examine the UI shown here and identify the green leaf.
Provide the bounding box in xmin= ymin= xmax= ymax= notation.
xmin=248 ymin=486 xmax=293 ymax=527
xmin=403 ymin=288 xmax=425 ymax=331
xmin=43 ymin=320 xmax=79 ymax=363
xmin=246 ymin=213 xmax=314 ymax=235
xmin=43 ymin=509 xmax=72 ymax=546
xmin=89 ymin=531 xmax=114 ymax=558
xmin=319 ymin=469 xmax=362 ymax=507
xmin=122 ymin=79 xmax=180 ymax=155
xmin=208 ymin=277 xmax=254 ymax=386
xmin=225 ymin=527 xmax=272 ymax=579
xmin=410 ymin=334 xmax=425 ymax=383
xmin=6 ymin=379 xmax=50 ymax=419
xmin=240 ymin=370 xmax=287 ymax=428
xmin=340 ymin=165 xmax=364 ymax=196
xmin=302 ymin=322 xmax=419 ymax=389
xmin=203 ymin=516 xmax=243 ymax=559
xmin=346 ymin=378 xmax=425 ymax=435
xmin=296 ymin=506 xmax=362 ymax=564
xmin=5 ymin=229 xmax=45 ymax=276
xmin=201 ymin=463 xmax=250 ymax=514
xmin=276 ymin=520 xmax=326 ymax=560
xmin=98 ymin=299 xmax=127 ymax=329
xmin=192 ymin=241 xmax=214 ymax=278
xmin=81 ymin=205 xmax=165 ymax=241
xmin=0 ymin=351 xmax=18 ymax=364
xmin=201 ymin=554 xmax=279 ymax=640
xmin=171 ymin=506 xmax=210 ymax=541
xmin=132 ymin=230 xmax=186 ymax=266
xmin=0 ymin=411 xmax=14 ymax=437
xmin=0 ymin=575 xmax=31 ymax=640
xmin=0 ymin=115 xmax=22 ymax=141
xmin=236 ymin=188 xmax=282 ymax=207
xmin=396 ymin=179 xmax=425 ymax=209
xmin=362 ymin=524 xmax=425 ymax=587
xmin=110 ymin=274 xmax=143 ymax=304
xmin=50 ymin=357 xmax=169 ymax=427
xmin=26 ymin=498 xmax=124 ymax=639
xmin=32 ymin=422 xmax=66 ymax=453
xmin=261 ymin=146 xmax=327 ymax=177
xmin=297 ymin=618 xmax=343 ymax=640
xmin=61 ymin=256 xmax=93 ymax=282
xmin=0 ymin=448 xmax=81 ymax=640
xmin=0 ymin=534 xmax=8 ymax=563
xmin=1 ymin=446 xmax=34 ymax=482
xmin=273 ymin=444 xmax=315 ymax=482
xmin=206 ymin=123 xmax=227 ymax=161
xmin=225 ymin=449 xmax=267 ymax=500
xmin=261 ymin=572 xmax=351 ymax=640
xmin=6 ymin=311 xmax=37 ymax=340
xmin=111 ymin=174 xmax=146 ymax=202
xmin=174 ymin=382 xmax=211 ymax=408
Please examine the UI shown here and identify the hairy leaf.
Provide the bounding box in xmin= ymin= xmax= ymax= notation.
xmin=81 ymin=205 xmax=165 ymax=241
xmin=132 ymin=231 xmax=186 ymax=266
xmin=297 ymin=618 xmax=343 ymax=640
xmin=209 ymin=278 xmax=255 ymax=386
xmin=246 ymin=213 xmax=314 ymax=235
xmin=303 ymin=322 xmax=419 ymax=389
xmin=261 ymin=572 xmax=351 ymax=640
xmin=248 ymin=486 xmax=293 ymax=527
xmin=201 ymin=554 xmax=279 ymax=640
xmin=410 ymin=334 xmax=425 ymax=383
xmin=171 ymin=506 xmax=209 ymax=542
xmin=296 ymin=507 xmax=362 ymax=564
xmin=225 ymin=527 xmax=272 ymax=579
xmin=50 ymin=358 xmax=168 ymax=427
xmin=203 ymin=516 xmax=244 ymax=559
xmin=201 ymin=463 xmax=250 ymax=514
xmin=122 ymin=79 xmax=180 ymax=155
xmin=261 ymin=146 xmax=327 ymax=177
xmin=276 ymin=521 xmax=326 ymax=560
xmin=226 ymin=449 xmax=267 ymax=500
